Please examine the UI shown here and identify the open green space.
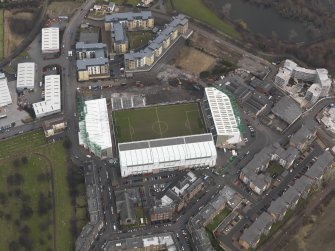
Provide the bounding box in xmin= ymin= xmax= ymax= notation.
xmin=206 ymin=208 xmax=231 ymax=232
xmin=108 ymin=0 xmax=140 ymax=6
xmin=113 ymin=103 xmax=205 ymax=143
xmin=266 ymin=161 xmax=285 ymax=177
xmin=0 ymin=131 xmax=79 ymax=251
xmin=173 ymin=0 xmax=240 ymax=39
xmin=127 ymin=30 xmax=154 ymax=50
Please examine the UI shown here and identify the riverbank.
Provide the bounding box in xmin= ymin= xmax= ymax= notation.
xmin=172 ymin=0 xmax=240 ymax=39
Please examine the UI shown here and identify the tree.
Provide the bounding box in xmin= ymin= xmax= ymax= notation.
xmin=14 ymin=188 xmax=22 ymax=197
xmin=0 ymin=192 xmax=7 ymax=205
xmin=19 ymin=225 xmax=31 ymax=235
xmin=20 ymin=205 xmax=33 ymax=220
xmin=19 ymin=234 xmax=33 ymax=251
xmin=5 ymin=213 xmax=12 ymax=221
xmin=199 ymin=71 xmax=210 ymax=79
xmin=20 ymin=194 xmax=31 ymax=203
xmin=7 ymin=173 xmax=24 ymax=186
xmin=8 ymin=241 xmax=19 ymax=251
xmin=38 ymin=193 xmax=52 ymax=216
xmin=21 ymin=156 xmax=28 ymax=165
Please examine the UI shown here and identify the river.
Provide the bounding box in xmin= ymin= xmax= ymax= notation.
xmin=209 ymin=0 xmax=311 ymax=42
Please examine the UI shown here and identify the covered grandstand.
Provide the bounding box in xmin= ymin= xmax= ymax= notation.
xmin=204 ymin=87 xmax=242 ymax=148
xmin=78 ymin=98 xmax=113 ymax=158
xmin=119 ymin=133 xmax=217 ymax=177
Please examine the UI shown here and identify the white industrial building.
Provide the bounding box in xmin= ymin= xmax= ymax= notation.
xmin=79 ymin=98 xmax=113 ymax=158
xmin=204 ymin=87 xmax=242 ymax=148
xmin=119 ymin=133 xmax=217 ymax=177
xmin=0 ymin=73 xmax=12 ymax=107
xmin=42 ymin=27 xmax=60 ymax=54
xmin=16 ymin=62 xmax=36 ymax=91
xmin=33 ymin=75 xmax=61 ymax=118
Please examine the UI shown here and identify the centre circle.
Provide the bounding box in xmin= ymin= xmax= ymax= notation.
xmin=152 ymin=121 xmax=168 ymax=135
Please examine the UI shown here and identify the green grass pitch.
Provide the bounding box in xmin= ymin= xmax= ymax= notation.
xmin=113 ymin=103 xmax=206 ymax=143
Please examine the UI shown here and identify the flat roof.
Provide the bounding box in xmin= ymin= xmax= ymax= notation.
xmin=42 ymin=27 xmax=59 ymax=52
xmin=81 ymin=98 xmax=112 ymax=151
xmin=33 ymin=75 xmax=61 ymax=117
xmin=17 ymin=62 xmax=35 ymax=89
xmin=205 ymin=87 xmax=240 ymax=140
xmin=0 ymin=76 xmax=12 ymax=107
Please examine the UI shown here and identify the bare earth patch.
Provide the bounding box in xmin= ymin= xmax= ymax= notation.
xmin=283 ymin=196 xmax=335 ymax=251
xmin=174 ymin=47 xmax=215 ymax=73
xmin=46 ymin=1 xmax=81 ymax=18
xmin=3 ymin=10 xmax=34 ymax=57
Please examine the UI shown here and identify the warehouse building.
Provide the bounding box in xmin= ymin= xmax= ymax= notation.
xmin=119 ymin=133 xmax=217 ymax=177
xmin=41 ymin=27 xmax=60 ymax=54
xmin=16 ymin=62 xmax=36 ymax=91
xmin=78 ymin=98 xmax=113 ymax=158
xmin=204 ymin=87 xmax=242 ymax=148
xmin=0 ymin=73 xmax=12 ymax=107
xmin=33 ymin=75 xmax=61 ymax=118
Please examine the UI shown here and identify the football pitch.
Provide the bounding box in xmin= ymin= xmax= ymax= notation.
xmin=113 ymin=103 xmax=206 ymax=143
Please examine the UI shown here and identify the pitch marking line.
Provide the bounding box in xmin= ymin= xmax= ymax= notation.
xmin=155 ymin=107 xmax=163 ymax=137
xmin=127 ymin=117 xmax=134 ymax=141
xmin=185 ymin=110 xmax=199 ymax=134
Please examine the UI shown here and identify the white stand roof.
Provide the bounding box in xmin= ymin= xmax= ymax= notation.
xmin=80 ymin=98 xmax=113 ymax=152
xmin=205 ymin=87 xmax=241 ymax=144
xmin=119 ymin=133 xmax=217 ymax=177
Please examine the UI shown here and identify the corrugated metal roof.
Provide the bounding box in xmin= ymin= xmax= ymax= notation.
xmin=0 ymin=76 xmax=12 ymax=107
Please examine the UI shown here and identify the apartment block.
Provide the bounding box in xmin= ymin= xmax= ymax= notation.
xmin=124 ymin=14 xmax=188 ymax=71
xmin=75 ymin=42 xmax=110 ymax=81
xmin=104 ymin=11 xmax=154 ymax=31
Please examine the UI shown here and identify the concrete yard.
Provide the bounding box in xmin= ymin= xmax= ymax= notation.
xmin=0 ymin=80 xmax=29 ymax=128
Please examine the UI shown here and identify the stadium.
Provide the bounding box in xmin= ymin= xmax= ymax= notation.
xmin=78 ymin=87 xmax=242 ymax=177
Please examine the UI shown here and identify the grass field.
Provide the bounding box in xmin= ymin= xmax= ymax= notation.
xmin=127 ymin=30 xmax=154 ymax=50
xmin=0 ymin=131 xmax=75 ymax=251
xmin=110 ymin=0 xmax=140 ymax=6
xmin=173 ymin=0 xmax=240 ymax=39
xmin=113 ymin=103 xmax=205 ymax=143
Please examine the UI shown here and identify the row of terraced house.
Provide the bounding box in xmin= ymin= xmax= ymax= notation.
xmin=239 ymin=150 xmax=334 ymax=249
xmin=239 ymin=125 xmax=316 ymax=195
